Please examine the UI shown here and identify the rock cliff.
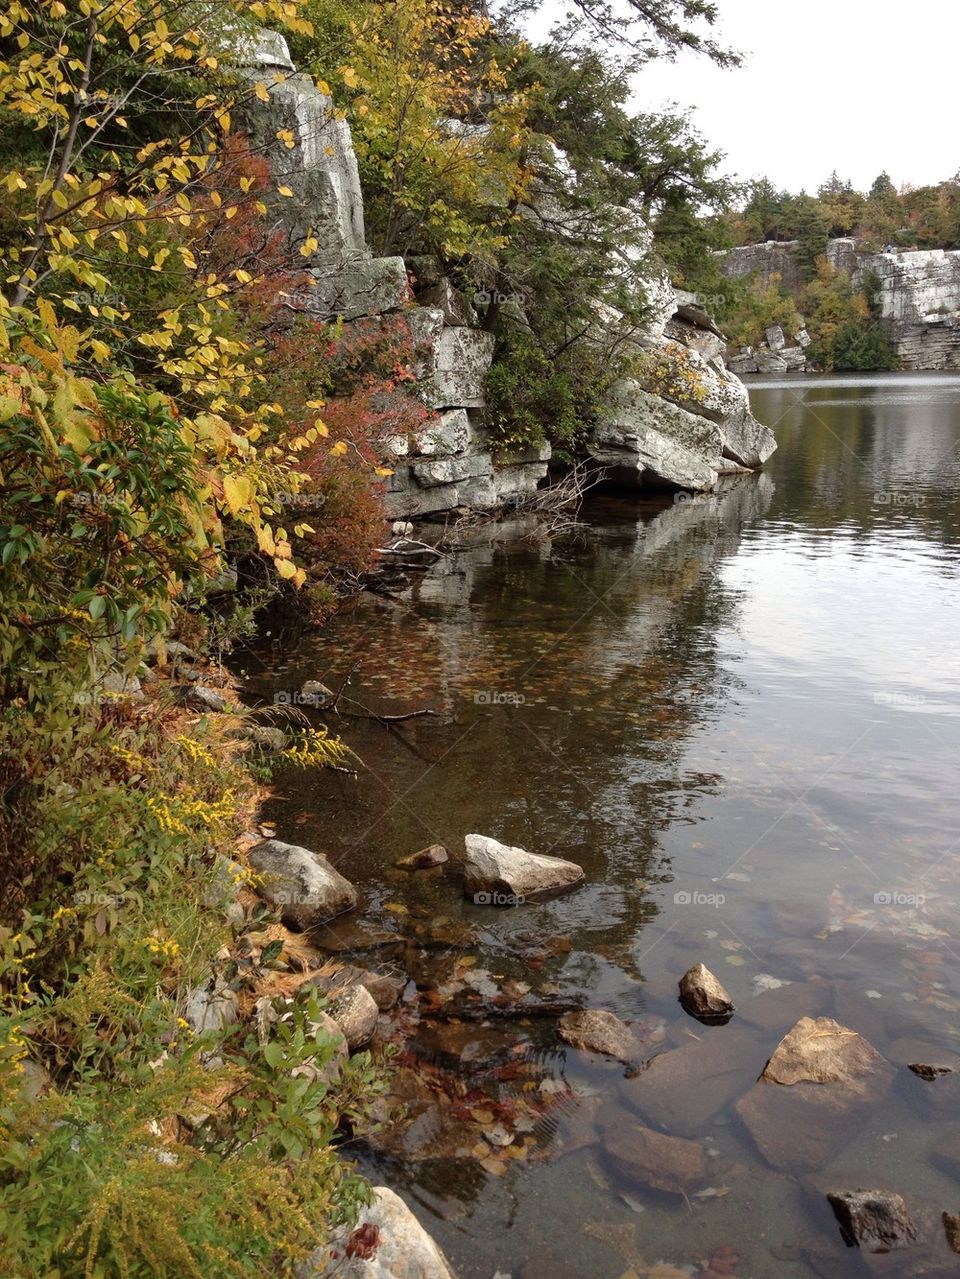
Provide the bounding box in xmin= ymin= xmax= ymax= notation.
xmin=717 ymin=238 xmax=960 ymax=372
xmin=240 ymin=32 xmax=773 ymax=516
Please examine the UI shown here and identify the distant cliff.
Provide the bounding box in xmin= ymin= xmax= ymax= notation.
xmin=716 ymin=239 xmax=960 ymax=372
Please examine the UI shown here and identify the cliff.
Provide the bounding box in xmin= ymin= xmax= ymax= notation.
xmin=717 ymin=238 xmax=960 ymax=372
xmin=241 ymin=32 xmax=774 ymax=514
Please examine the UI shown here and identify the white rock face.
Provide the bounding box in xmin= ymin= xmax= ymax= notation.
xmin=248 ymin=840 xmax=357 ymax=931
xmin=463 ymin=833 xmax=584 ymax=902
xmin=297 ymin=1186 xmax=457 ymax=1279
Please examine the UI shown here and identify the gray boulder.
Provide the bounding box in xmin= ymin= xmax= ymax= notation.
xmin=248 ymin=839 xmax=357 ymax=931
xmin=463 ymin=833 xmax=583 ymax=903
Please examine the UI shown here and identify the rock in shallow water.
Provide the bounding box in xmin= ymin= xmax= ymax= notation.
xmin=827 ymin=1189 xmax=917 ymax=1252
xmin=735 ymin=1017 xmax=892 ymax=1173
xmin=598 ymin=1110 xmax=706 ymax=1195
xmin=396 ymin=844 xmax=449 ymax=870
xmin=462 ymin=833 xmax=583 ymax=903
xmin=557 ymin=1009 xmax=637 ymax=1063
xmin=762 ymin=1016 xmax=885 ymax=1088
xmin=679 ymin=963 xmax=735 ymax=1022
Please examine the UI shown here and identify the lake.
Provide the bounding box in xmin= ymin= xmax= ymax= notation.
xmin=242 ymin=372 xmax=960 ymax=1278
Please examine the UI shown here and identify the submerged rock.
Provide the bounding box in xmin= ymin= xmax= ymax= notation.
xmin=297 ymin=1185 xmax=456 ymax=1278
xmin=735 ymin=1017 xmax=892 ymax=1173
xmin=943 ymin=1212 xmax=960 ymax=1255
xmin=827 ymin=1189 xmax=917 ymax=1252
xmin=679 ymin=963 xmax=735 ymax=1022
xmin=761 ymin=1016 xmax=884 ymax=1088
xmin=248 ymin=839 xmax=357 ymax=931
xmin=462 ymin=833 xmax=583 ymax=903
xmin=396 ymin=844 xmax=449 ymax=870
xmin=558 ymin=1009 xmax=636 ymax=1063
xmin=908 ymin=1062 xmax=954 ymax=1081
xmin=620 ymin=1023 xmax=762 ymax=1138
xmin=598 ymin=1110 xmax=706 ymax=1195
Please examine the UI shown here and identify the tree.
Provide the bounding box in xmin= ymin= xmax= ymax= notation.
xmin=296 ymin=0 xmax=532 ymax=260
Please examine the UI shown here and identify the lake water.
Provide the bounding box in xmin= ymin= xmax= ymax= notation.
xmin=242 ymin=373 xmax=960 ymax=1278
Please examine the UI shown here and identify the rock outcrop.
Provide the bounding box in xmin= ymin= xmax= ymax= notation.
xmin=717 ymin=237 xmax=960 ymax=371
xmin=238 ymin=31 xmax=549 ymax=521
xmin=240 ymin=30 xmax=773 ymax=515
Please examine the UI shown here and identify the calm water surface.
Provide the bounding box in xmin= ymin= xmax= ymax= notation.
xmin=242 ymin=373 xmax=960 ymax=1278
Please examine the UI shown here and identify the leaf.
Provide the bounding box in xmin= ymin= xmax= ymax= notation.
xmin=260 ymin=939 xmax=283 ymax=965
xmin=263 ymin=1041 xmax=284 ymax=1069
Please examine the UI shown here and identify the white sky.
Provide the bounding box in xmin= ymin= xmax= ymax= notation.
xmin=522 ymin=0 xmax=960 ymax=195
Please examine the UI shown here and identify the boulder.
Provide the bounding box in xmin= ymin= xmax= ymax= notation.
xmin=827 ymin=1189 xmax=917 ymax=1252
xmin=725 ymin=351 xmax=759 ymax=375
xmin=598 ymin=1110 xmax=706 ymax=1196
xmin=558 ymin=1010 xmax=637 ymax=1063
xmin=761 ymin=1016 xmax=886 ymax=1089
xmin=754 ymin=350 xmax=788 ymax=373
xmin=716 ymin=404 xmax=778 ymax=468
xmin=463 ymin=833 xmax=583 ymax=903
xmin=297 ymin=1185 xmax=457 ymax=1278
xmin=396 ymin=844 xmax=449 ymax=870
xmin=301 ymin=680 xmax=335 ymax=708
xmin=327 ymin=983 xmax=379 ymax=1049
xmin=765 ymin=324 xmax=786 ymax=351
xmin=294 ymin=1011 xmax=348 ymax=1086
xmin=248 ymin=839 xmax=357 ymax=931
xmin=735 ymin=1018 xmax=892 ymax=1173
xmin=311 ymin=965 xmax=405 ymax=1012
xmin=678 ymin=963 xmax=734 ymax=1022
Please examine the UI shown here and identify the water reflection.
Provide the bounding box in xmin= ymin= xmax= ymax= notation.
xmin=237 ymin=375 xmax=960 ymax=1278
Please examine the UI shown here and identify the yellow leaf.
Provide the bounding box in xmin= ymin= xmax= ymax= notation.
xmin=276 ymin=558 xmax=298 ymax=580
xmin=277 ymin=185 xmax=294 ymax=198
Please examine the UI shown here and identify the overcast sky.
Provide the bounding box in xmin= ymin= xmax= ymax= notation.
xmin=522 ymin=0 xmax=960 ymax=195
